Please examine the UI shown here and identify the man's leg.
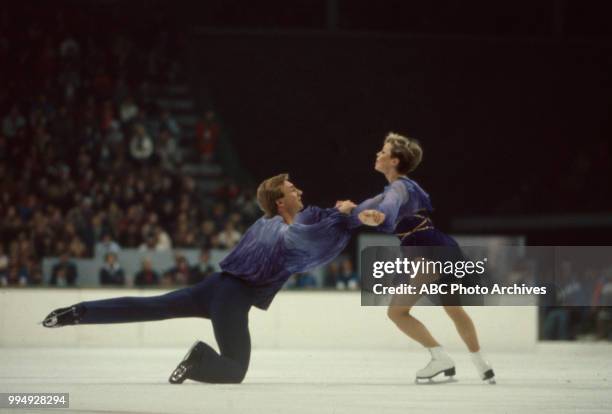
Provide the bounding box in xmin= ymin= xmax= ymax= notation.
xmin=179 ymin=276 xmax=254 ymax=384
xmin=43 ymin=280 xmax=211 ymax=327
xmin=78 ymin=287 xmax=201 ymax=324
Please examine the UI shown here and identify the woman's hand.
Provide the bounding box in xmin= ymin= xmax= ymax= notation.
xmin=358 ymin=209 xmax=386 ymax=226
xmin=335 ymin=200 xmax=357 ymax=215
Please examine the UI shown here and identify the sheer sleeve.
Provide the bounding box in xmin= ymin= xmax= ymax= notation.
xmin=373 ymin=180 xmax=409 ymax=232
xmin=352 ymin=180 xmax=408 ymax=233
xmin=352 ymin=194 xmax=384 ymax=216
xmin=295 ymin=206 xmax=337 ymax=225
xmin=283 ymin=209 xmax=356 ymax=273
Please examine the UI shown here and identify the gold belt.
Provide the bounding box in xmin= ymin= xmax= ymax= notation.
xmin=395 ymin=216 xmax=433 ymax=241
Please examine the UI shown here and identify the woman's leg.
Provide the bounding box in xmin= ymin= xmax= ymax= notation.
xmin=443 ymin=306 xmax=480 ymax=352
xmin=387 ymin=266 xmax=440 ymax=347
xmin=387 ymin=301 xmax=440 ymax=348
xmin=444 ymin=305 xmax=495 ymax=381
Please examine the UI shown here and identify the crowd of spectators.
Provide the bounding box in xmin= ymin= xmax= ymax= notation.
xmin=539 ymin=263 xmax=612 ymax=341
xmin=39 ymin=249 xmax=217 ymax=288
xmin=1 ymin=244 xmax=361 ymax=292
xmin=0 ymin=6 xmax=261 ymax=287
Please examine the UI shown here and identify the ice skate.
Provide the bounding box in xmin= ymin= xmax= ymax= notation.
xmin=169 ymin=341 xmax=205 ymax=384
xmin=471 ymin=351 xmax=496 ymax=384
xmin=415 ymin=347 xmax=456 ymax=384
xmin=42 ymin=305 xmax=84 ymax=328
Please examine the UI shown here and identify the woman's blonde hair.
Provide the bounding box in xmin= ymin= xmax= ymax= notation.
xmin=385 ymin=132 xmax=422 ymax=174
xmin=256 ymin=173 xmax=289 ymax=217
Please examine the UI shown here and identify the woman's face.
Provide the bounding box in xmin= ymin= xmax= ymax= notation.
xmin=375 ymin=142 xmax=398 ymax=174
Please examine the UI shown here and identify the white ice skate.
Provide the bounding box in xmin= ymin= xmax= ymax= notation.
xmin=471 ymin=352 xmax=496 ymax=384
xmin=415 ymin=347 xmax=456 ymax=384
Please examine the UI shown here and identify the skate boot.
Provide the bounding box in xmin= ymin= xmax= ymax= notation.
xmin=42 ymin=305 xmax=85 ymax=328
xmin=169 ymin=341 xmax=205 ymax=384
xmin=415 ymin=346 xmax=456 ymax=383
xmin=471 ymin=351 xmax=495 ymax=384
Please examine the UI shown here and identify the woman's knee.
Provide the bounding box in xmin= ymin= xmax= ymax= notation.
xmin=387 ymin=306 xmax=411 ymax=322
xmin=444 ymin=306 xmax=467 ymax=321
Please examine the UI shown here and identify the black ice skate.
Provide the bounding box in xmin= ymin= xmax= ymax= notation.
xmin=169 ymin=341 xmax=205 ymax=384
xmin=42 ymin=305 xmax=84 ymax=328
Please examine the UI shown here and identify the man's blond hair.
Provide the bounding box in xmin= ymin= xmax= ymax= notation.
xmin=256 ymin=173 xmax=289 ymax=217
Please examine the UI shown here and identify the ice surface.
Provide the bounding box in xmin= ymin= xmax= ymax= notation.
xmin=1 ymin=343 xmax=611 ymax=414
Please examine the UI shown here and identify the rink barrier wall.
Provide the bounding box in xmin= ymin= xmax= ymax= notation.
xmin=0 ymin=289 xmax=537 ymax=351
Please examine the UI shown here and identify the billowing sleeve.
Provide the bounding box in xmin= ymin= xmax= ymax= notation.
xmin=283 ymin=209 xmax=356 ymax=274
xmin=294 ymin=206 xmax=338 ymax=225
xmin=219 ymin=217 xmax=286 ymax=284
xmin=352 ymin=181 xmax=409 ymax=233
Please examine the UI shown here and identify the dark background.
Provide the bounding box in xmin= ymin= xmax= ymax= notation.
xmin=5 ymin=0 xmax=612 ymax=242
xmin=195 ymin=34 xmax=612 ymax=219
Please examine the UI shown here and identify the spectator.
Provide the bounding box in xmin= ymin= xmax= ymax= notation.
xmin=129 ymin=124 xmax=154 ymax=163
xmin=0 ymin=244 xmax=8 ymax=280
xmin=217 ymin=221 xmax=241 ymax=249
xmin=50 ymin=252 xmax=78 ymax=286
xmin=195 ymin=110 xmax=219 ymax=161
xmin=160 ymin=272 xmax=175 ymax=287
xmin=160 ymin=109 xmax=181 ymax=138
xmin=336 ymin=258 xmax=359 ymax=290
xmin=323 ymin=261 xmax=340 ymax=288
xmin=134 ymin=257 xmax=160 ymax=287
xmin=1 ymin=264 xmax=28 ymax=287
xmin=197 ymin=219 xmax=218 ymax=249
xmin=2 ymin=105 xmax=26 ymax=138
xmin=288 ymin=273 xmax=318 ymax=289
xmin=138 ymin=233 xmax=159 ymax=253
xmin=591 ymin=270 xmax=612 ymax=340
xmin=189 ymin=249 xmax=215 ymax=284
xmin=94 ymin=233 xmax=121 ymax=257
xmin=67 ymin=235 xmax=88 ymax=258
xmin=157 ymin=129 xmax=181 ymax=170
xmin=154 ymin=225 xmax=172 ymax=251
xmin=59 ymin=34 xmax=80 ymax=59
xmin=164 ymin=254 xmax=191 ymax=285
xmin=25 ymin=258 xmax=43 ymax=285
xmin=174 ymin=224 xmax=197 ymax=248
xmin=119 ymin=96 xmax=139 ymax=124
xmin=99 ymin=252 xmax=125 ymax=286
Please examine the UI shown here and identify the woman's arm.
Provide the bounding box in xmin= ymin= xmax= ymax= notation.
xmin=353 ymin=180 xmax=408 ymax=232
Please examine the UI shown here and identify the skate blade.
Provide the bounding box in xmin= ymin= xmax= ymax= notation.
xmin=482 ymin=369 xmax=496 ymax=384
xmin=415 ymin=377 xmax=458 ymax=385
xmin=169 ymin=364 xmax=188 ymax=384
xmin=416 ymin=366 xmax=456 ymax=384
xmin=41 ymin=316 xmax=59 ymax=328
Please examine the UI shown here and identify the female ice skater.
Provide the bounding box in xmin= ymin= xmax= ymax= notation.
xmin=43 ymin=173 xmax=363 ymax=384
xmin=355 ymin=133 xmax=495 ymax=384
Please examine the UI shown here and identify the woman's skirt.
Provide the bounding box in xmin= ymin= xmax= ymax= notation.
xmin=393 ymin=215 xmax=481 ymax=306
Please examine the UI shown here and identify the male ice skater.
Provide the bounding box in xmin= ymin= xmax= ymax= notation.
xmin=42 ymin=174 xmax=362 ymax=384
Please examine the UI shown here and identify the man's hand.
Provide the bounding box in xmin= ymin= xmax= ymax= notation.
xmin=358 ymin=209 xmax=386 ymax=226
xmin=335 ymin=200 xmax=357 ymax=215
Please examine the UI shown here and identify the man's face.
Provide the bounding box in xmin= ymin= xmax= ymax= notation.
xmin=277 ymin=180 xmax=303 ymax=215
